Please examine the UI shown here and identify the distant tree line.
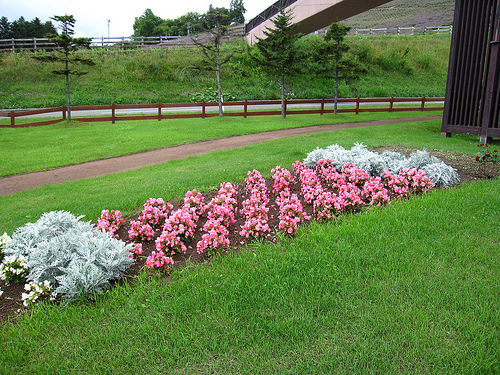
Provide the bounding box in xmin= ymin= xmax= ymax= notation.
xmin=0 ymin=16 xmax=57 ymax=39
xmin=133 ymin=0 xmax=246 ymax=37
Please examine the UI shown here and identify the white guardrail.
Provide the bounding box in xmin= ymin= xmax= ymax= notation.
xmin=0 ymin=25 xmax=453 ymax=51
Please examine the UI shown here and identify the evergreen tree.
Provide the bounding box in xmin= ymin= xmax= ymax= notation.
xmin=11 ymin=17 xmax=29 ymax=38
xmin=0 ymin=17 xmax=12 ymax=39
xmin=314 ymin=22 xmax=366 ymax=113
xmin=253 ymin=8 xmax=303 ymax=118
xmin=32 ymin=15 xmax=94 ymax=120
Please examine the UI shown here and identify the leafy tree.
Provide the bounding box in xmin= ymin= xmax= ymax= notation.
xmin=314 ymin=22 xmax=366 ymax=113
xmin=230 ymin=0 xmax=246 ymax=24
xmin=133 ymin=8 xmax=163 ymax=36
xmin=162 ymin=12 xmax=203 ymax=36
xmin=253 ymin=8 xmax=303 ymax=118
xmin=32 ymin=15 xmax=94 ymax=120
xmin=204 ymin=5 xmax=231 ymax=29
xmin=191 ymin=11 xmax=234 ymax=117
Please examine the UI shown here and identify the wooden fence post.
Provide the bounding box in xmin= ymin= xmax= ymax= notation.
xmin=284 ymin=98 xmax=287 ymax=116
xmin=112 ymin=103 xmax=116 ymax=124
xmin=421 ymin=97 xmax=426 ymax=111
xmin=244 ymin=99 xmax=248 ymax=118
xmin=389 ymin=97 xmax=394 ymax=112
xmin=202 ymin=101 xmax=206 ymax=119
xmin=356 ymin=97 xmax=360 ymax=114
xmin=158 ymin=102 xmax=162 ymax=121
xmin=320 ymin=98 xmax=325 ymax=115
xmin=9 ymin=111 xmax=15 ymax=127
xmin=62 ymin=105 xmax=66 ymax=121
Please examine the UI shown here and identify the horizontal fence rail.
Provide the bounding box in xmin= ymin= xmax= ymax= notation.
xmin=0 ymin=97 xmax=444 ymax=128
xmin=0 ymin=35 xmax=182 ymax=51
xmin=350 ymin=25 xmax=453 ymax=36
xmin=0 ymin=25 xmax=453 ymax=51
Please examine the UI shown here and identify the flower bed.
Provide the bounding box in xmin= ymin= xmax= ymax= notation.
xmin=1 ymin=146 xmax=460 ymax=320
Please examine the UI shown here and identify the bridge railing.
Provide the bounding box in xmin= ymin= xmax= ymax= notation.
xmin=0 ymin=97 xmax=444 ymax=128
xmin=0 ymin=35 xmax=182 ymax=52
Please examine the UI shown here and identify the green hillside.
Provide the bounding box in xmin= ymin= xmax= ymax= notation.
xmin=341 ymin=0 xmax=455 ymax=28
xmin=0 ymin=33 xmax=451 ymax=109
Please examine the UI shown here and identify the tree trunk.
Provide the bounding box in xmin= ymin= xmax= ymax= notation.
xmin=65 ymin=60 xmax=71 ymax=121
xmin=281 ymin=75 xmax=286 ymax=119
xmin=216 ymin=44 xmax=223 ymax=117
xmin=334 ymin=69 xmax=339 ymax=115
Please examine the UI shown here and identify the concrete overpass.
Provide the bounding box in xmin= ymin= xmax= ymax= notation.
xmin=246 ymin=0 xmax=393 ymax=45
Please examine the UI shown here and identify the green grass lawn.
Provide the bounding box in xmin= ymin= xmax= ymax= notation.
xmin=0 ymin=110 xmax=443 ymax=177
xmin=0 ymin=114 xmax=498 ymax=374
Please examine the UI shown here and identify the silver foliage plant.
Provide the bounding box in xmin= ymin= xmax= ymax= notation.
xmin=304 ymin=143 xmax=460 ymax=188
xmin=4 ymin=211 xmax=133 ymax=301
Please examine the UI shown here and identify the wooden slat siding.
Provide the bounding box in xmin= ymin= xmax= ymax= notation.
xmin=1 ymin=97 xmax=444 ymax=127
xmin=442 ymin=0 xmax=500 ymax=140
xmin=480 ymin=0 xmax=500 ymax=135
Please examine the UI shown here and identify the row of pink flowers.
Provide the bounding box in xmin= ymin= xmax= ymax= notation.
xmin=273 ymin=165 xmax=310 ymax=234
xmin=197 ymin=183 xmax=238 ymax=256
xmin=240 ymin=170 xmax=271 ymax=238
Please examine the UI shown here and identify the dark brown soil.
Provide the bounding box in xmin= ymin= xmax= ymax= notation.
xmin=1 ymin=144 xmax=498 ymax=326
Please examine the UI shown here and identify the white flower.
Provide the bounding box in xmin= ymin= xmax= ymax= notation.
xmin=0 ymin=232 xmax=11 ymax=247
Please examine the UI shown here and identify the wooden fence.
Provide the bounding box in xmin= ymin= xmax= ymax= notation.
xmin=0 ymin=97 xmax=444 ymax=128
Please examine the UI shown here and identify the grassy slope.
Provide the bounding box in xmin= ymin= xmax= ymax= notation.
xmin=0 ymin=34 xmax=451 ymax=108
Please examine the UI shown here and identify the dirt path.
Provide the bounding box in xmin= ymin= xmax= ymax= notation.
xmin=0 ymin=115 xmax=441 ymax=195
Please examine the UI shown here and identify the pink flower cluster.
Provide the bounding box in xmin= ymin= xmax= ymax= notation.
xmin=296 ymin=160 xmax=434 ymax=219
xmin=398 ymin=168 xmax=434 ymax=194
xmin=97 ymin=209 xmax=124 ymax=238
xmin=128 ymin=198 xmax=173 ymax=242
xmin=276 ymin=189 xmax=310 ymax=234
xmin=155 ymin=206 xmax=198 ymax=255
xmin=127 ymin=242 xmax=143 ymax=259
xmin=145 ymin=250 xmax=174 ymax=275
xmin=138 ymin=198 xmax=173 ymax=228
xmin=183 ymin=189 xmax=206 ymax=217
xmin=271 ymin=165 xmax=296 ymax=194
xmin=240 ymin=170 xmax=271 ymax=238
xmin=128 ymin=221 xmax=155 ymax=242
xmin=197 ymin=183 xmax=238 ymax=256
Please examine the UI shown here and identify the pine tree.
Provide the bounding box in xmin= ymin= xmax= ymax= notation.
xmin=314 ymin=22 xmax=366 ymax=113
xmin=0 ymin=17 xmax=12 ymax=39
xmin=32 ymin=15 xmax=95 ymax=121
xmin=253 ymin=8 xmax=303 ymax=118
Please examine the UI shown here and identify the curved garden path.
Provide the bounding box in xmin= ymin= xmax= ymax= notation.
xmin=0 ymin=115 xmax=441 ymax=195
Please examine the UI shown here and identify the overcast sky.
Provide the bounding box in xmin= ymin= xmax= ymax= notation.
xmin=1 ymin=0 xmax=273 ymax=37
